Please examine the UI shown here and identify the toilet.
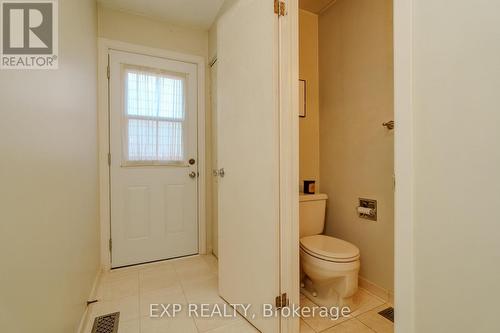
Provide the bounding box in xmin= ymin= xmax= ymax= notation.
xmin=299 ymin=193 xmax=360 ymax=308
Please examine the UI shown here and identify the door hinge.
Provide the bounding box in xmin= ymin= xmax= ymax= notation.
xmin=109 ymin=238 xmax=112 ymax=252
xmin=107 ymin=153 xmax=111 ymax=166
xmin=107 ymin=64 xmax=110 ymax=79
xmin=275 ymin=293 xmax=289 ymax=309
xmin=274 ymin=0 xmax=286 ymax=17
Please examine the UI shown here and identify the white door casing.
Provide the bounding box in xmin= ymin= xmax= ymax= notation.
xmin=210 ymin=61 xmax=219 ymax=258
xmin=109 ymin=50 xmax=199 ymax=268
xmin=217 ymin=0 xmax=281 ymax=332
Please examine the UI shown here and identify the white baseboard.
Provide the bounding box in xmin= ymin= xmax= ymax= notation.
xmin=359 ymin=276 xmax=393 ymax=304
xmin=76 ymin=269 xmax=102 ymax=333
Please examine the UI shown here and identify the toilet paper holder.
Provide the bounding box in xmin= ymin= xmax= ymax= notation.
xmin=358 ymin=198 xmax=377 ymax=221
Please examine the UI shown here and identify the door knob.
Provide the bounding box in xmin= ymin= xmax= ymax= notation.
xmin=189 ymin=171 xmax=197 ymax=178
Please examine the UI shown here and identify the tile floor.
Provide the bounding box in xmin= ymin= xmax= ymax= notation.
xmin=83 ymin=255 xmax=393 ymax=333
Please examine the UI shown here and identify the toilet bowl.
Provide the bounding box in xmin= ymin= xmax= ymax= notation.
xmin=300 ymin=234 xmax=360 ymax=307
xmin=299 ymin=193 xmax=360 ymax=307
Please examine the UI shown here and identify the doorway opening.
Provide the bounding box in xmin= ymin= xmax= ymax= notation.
xmin=98 ymin=40 xmax=207 ymax=270
xmin=108 ymin=50 xmax=200 ymax=268
xmin=296 ymin=0 xmax=395 ymax=331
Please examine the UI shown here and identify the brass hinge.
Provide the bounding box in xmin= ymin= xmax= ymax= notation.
xmin=109 ymin=238 xmax=112 ymax=252
xmin=274 ymin=0 xmax=286 ymax=17
xmin=107 ymin=65 xmax=110 ymax=79
xmin=275 ymin=293 xmax=289 ymax=309
xmin=108 ymin=153 xmax=111 ymax=166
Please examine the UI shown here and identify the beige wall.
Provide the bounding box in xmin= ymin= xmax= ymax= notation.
xmin=319 ymin=0 xmax=394 ymax=292
xmin=413 ymin=1 xmax=500 ymax=331
xmin=98 ymin=6 xmax=208 ymax=57
xmin=0 ymin=0 xmax=99 ymax=332
xmin=299 ymin=10 xmax=321 ymax=189
xmin=98 ymin=6 xmax=214 ymax=253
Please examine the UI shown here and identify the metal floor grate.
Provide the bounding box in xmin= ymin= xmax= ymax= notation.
xmin=91 ymin=312 xmax=120 ymax=333
xmin=378 ymin=307 xmax=394 ymax=322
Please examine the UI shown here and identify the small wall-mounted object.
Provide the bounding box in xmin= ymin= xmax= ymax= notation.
xmin=303 ymin=180 xmax=316 ymax=194
xmin=358 ymin=198 xmax=377 ymax=221
xmin=382 ymin=120 xmax=395 ymax=130
xmin=299 ymin=79 xmax=306 ymax=117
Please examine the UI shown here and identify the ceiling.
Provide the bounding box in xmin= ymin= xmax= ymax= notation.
xmin=98 ymin=0 xmax=225 ymax=29
xmin=299 ymin=0 xmax=337 ymax=14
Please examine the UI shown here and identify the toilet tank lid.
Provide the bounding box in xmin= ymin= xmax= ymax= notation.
xmin=299 ymin=193 xmax=328 ymax=202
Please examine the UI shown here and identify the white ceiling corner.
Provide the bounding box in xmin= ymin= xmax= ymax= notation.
xmin=299 ymin=0 xmax=337 ymax=14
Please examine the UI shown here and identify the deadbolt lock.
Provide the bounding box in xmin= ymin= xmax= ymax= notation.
xmin=189 ymin=158 xmax=196 ymax=165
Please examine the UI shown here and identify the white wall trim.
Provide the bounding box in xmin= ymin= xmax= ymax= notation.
xmin=76 ymin=269 xmax=102 ymax=333
xmin=358 ymin=276 xmax=393 ymax=304
xmin=98 ymin=38 xmax=207 ymax=271
xmin=394 ymin=0 xmax=415 ymax=332
xmin=280 ymin=1 xmax=300 ymax=332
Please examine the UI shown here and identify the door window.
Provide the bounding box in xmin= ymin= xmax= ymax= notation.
xmin=123 ymin=66 xmax=186 ymax=165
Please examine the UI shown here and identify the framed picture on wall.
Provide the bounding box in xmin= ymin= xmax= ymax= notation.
xmin=299 ymin=79 xmax=306 ymax=117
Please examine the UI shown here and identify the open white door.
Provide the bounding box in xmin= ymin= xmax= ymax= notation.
xmin=217 ymin=1 xmax=281 ymax=332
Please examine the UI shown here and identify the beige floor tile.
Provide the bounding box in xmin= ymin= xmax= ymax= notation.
xmin=141 ymin=259 xmax=175 ymax=270
xmin=141 ymin=315 xmax=198 ymax=333
xmin=139 ymin=264 xmax=181 ymax=293
xmin=139 ymin=260 xmax=176 ymax=274
xmin=89 ymin=295 xmax=140 ymax=323
xmin=322 ymin=318 xmax=375 ymax=333
xmin=357 ymin=304 xmax=394 ymax=333
xmin=299 ymin=297 xmax=350 ymax=332
xmin=300 ymin=318 xmax=315 ymax=333
xmin=201 ymin=254 xmax=219 ymax=274
xmin=174 ymin=257 xmax=216 ymax=284
xmin=191 ymin=307 xmax=243 ymax=332
xmin=349 ymin=289 xmax=385 ymax=317
xmin=101 ymin=267 xmax=140 ymax=284
xmin=139 ymin=285 xmax=187 ymax=317
xmin=98 ymin=274 xmax=139 ymax=301
xmin=204 ymin=318 xmax=259 ymax=333
xmin=185 ymin=292 xmax=228 ymax=309
xmin=182 ymin=275 xmax=218 ymax=296
xmin=117 ymin=319 xmax=140 ymax=333
xmin=182 ymin=277 xmax=223 ymax=305
xmin=172 ymin=255 xmax=210 ymax=271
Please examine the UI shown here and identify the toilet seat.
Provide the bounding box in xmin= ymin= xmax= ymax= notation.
xmin=300 ymin=235 xmax=360 ymax=263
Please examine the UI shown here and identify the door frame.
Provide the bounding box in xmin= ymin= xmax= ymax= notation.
xmin=278 ymin=1 xmax=300 ymax=332
xmin=97 ymin=39 xmax=207 ymax=271
xmin=280 ymin=0 xmax=415 ymax=332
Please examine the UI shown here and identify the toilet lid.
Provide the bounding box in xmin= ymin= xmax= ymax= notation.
xmin=300 ymin=235 xmax=360 ymax=261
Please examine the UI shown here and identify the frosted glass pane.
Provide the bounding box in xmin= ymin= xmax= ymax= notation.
xmin=124 ymin=66 xmax=186 ymax=164
xmin=158 ymin=121 xmax=183 ymax=161
xmin=128 ymin=119 xmax=157 ymax=161
xmin=126 ymin=69 xmax=184 ymax=119
xmin=158 ymin=77 xmax=184 ymax=120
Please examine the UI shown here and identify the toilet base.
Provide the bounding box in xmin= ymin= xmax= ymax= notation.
xmin=300 ymin=276 xmax=354 ymax=309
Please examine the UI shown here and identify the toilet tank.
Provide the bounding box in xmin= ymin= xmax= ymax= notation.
xmin=299 ymin=193 xmax=328 ymax=238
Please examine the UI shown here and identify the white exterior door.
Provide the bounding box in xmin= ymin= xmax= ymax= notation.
xmin=109 ymin=50 xmax=199 ymax=268
xmin=217 ymin=1 xmax=281 ymax=332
